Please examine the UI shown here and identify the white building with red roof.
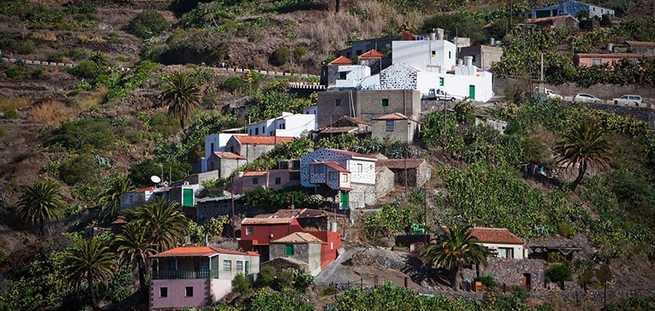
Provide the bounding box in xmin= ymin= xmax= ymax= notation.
xmin=469 ymin=227 xmax=527 ymax=260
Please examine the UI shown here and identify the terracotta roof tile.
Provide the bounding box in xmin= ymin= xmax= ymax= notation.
xmin=153 ymin=246 xmax=258 ymax=258
xmin=234 ymin=136 xmax=294 ymax=145
xmin=373 ymin=113 xmax=409 ymax=121
xmin=318 ymin=127 xmax=358 ymax=134
xmin=469 ymin=227 xmax=524 ymax=245
xmin=213 ymin=152 xmax=245 ymax=160
xmin=271 ymin=232 xmax=323 ymax=244
xmin=329 ymin=55 xmax=352 ymax=65
xmin=242 ymin=217 xmax=295 ymax=225
xmin=359 ymin=49 xmax=385 ymax=60
xmin=400 ymin=31 xmax=415 ymax=40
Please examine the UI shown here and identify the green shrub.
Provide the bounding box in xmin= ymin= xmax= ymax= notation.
xmin=292 ymin=46 xmax=307 ymax=62
xmin=256 ymin=266 xmax=276 ymax=288
xmin=59 ymin=153 xmax=100 ymax=186
xmin=222 ymin=76 xmax=247 ymax=94
xmin=47 ymin=118 xmax=116 ymax=150
xmin=47 ymin=52 xmax=65 ymax=63
xmin=14 ymin=39 xmax=35 ymax=54
xmin=475 ymin=274 xmax=496 ymax=288
xmin=128 ymin=158 xmax=190 ymax=187
xmin=320 ymin=286 xmax=337 ymax=296
xmin=66 ymin=48 xmax=88 ymax=61
xmin=68 ymin=60 xmax=102 ymax=80
xmin=421 ymin=12 xmax=485 ymax=43
xmin=127 ymin=10 xmax=170 ymax=39
xmin=249 ymin=288 xmax=313 ymax=311
xmin=270 ymin=47 xmax=290 ymax=66
xmin=557 ymin=222 xmax=575 ymax=238
xmin=232 ymin=273 xmax=252 ymax=295
xmin=545 ymin=263 xmax=571 ymax=289
xmin=0 ymin=127 xmax=5 ymax=137
xmin=2 ymin=108 xmax=18 ymax=119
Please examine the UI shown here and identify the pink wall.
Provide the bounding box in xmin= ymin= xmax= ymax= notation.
xmin=151 ymin=279 xmax=208 ymax=310
xmin=234 ymin=169 xmax=299 ymax=194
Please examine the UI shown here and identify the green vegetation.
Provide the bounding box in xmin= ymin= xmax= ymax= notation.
xmin=47 ymin=118 xmax=116 ymax=150
xmin=127 ymin=10 xmax=170 ymax=39
xmin=161 ymin=71 xmax=202 ymax=128
xmin=270 ymin=47 xmax=290 ymax=66
xmin=187 ymin=216 xmax=229 ymax=244
xmin=115 ymin=222 xmax=157 ymax=297
xmin=545 ymin=263 xmax=572 ymax=289
xmin=421 ymin=12 xmax=485 ymax=43
xmin=244 ymin=188 xmax=329 ymax=211
xmin=421 ymin=225 xmax=490 ymax=290
xmin=104 ymin=60 xmax=158 ymax=104
xmin=17 ymin=180 xmax=66 ymax=235
xmin=58 ymin=152 xmax=100 ymax=186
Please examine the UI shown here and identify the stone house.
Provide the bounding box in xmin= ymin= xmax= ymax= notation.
xmin=224 ymin=135 xmax=294 ymax=163
xmin=269 ymin=232 xmax=323 ymax=276
xmin=458 ymin=44 xmax=504 ymax=71
xmin=371 ymin=113 xmax=420 ymax=143
xmin=315 ymin=116 xmax=370 ymax=139
xmin=316 ymin=89 xmax=421 ymax=128
xmin=150 ymin=246 xmax=260 ymax=310
xmin=378 ymin=159 xmax=433 ymax=188
xmin=207 ymin=151 xmax=246 ymax=179
xmin=300 ymin=149 xmax=394 ymax=210
xmin=191 ymin=192 xmax=245 ymax=223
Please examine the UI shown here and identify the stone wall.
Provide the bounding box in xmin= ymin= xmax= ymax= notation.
xmin=462 ymin=258 xmax=545 ymax=291
xmin=494 ymin=78 xmax=655 ymax=102
xmin=375 ymin=166 xmax=395 ymax=199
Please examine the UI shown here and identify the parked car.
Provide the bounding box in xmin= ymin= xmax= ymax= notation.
xmin=534 ymin=87 xmax=563 ymax=100
xmin=612 ymin=95 xmax=643 ymax=107
xmin=425 ymin=89 xmax=460 ymax=102
xmin=573 ymin=93 xmax=602 ymax=104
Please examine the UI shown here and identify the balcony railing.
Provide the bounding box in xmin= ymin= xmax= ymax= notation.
xmin=152 ymin=269 xmax=219 ymax=280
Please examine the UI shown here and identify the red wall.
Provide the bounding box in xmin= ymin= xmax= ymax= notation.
xmin=238 ymin=220 xmax=303 ymax=250
xmin=307 ymin=231 xmax=341 ymax=268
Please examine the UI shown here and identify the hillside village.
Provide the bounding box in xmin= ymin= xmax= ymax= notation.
xmin=1 ymin=0 xmax=655 ymax=310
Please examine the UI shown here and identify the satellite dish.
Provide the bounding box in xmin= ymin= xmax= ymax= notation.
xmin=151 ymin=175 xmax=162 ymax=184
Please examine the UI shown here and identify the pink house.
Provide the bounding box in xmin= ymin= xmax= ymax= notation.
xmin=150 ymin=246 xmax=260 ymax=310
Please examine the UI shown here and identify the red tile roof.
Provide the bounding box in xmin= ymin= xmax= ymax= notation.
xmin=234 ymin=136 xmax=294 ymax=145
xmin=373 ymin=112 xmax=409 ymax=121
xmin=327 ymin=148 xmax=377 ymax=160
xmin=153 ymin=246 xmax=258 ymax=258
xmin=136 ymin=186 xmax=155 ymax=192
xmin=576 ymin=53 xmax=642 ymax=59
xmin=359 ymin=49 xmax=385 ymax=60
xmin=469 ymin=227 xmax=524 ymax=245
xmin=400 ymin=31 xmax=415 ymax=40
xmin=242 ymin=217 xmax=295 ymax=225
xmin=243 ymin=171 xmax=267 ymax=177
xmin=329 ymin=56 xmax=352 ymax=65
xmin=271 ymin=232 xmax=323 ymax=244
xmin=321 ymin=161 xmax=349 ymax=173
xmin=318 ymin=126 xmax=358 ymax=134
xmin=271 ymin=208 xmax=347 ymax=219
xmin=213 ymin=151 xmax=245 ymax=160
xmin=378 ymin=159 xmax=425 ymax=169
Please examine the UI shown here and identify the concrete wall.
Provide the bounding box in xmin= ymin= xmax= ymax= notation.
xmin=208 ymin=157 xmax=245 ymax=179
xmin=494 ymin=78 xmax=655 ymax=102
xmin=481 ymin=242 xmax=527 ymax=260
xmin=459 ymin=45 xmax=503 ymax=71
xmin=392 ymin=40 xmax=457 ymax=72
xmin=270 ymin=243 xmax=322 ymax=276
xmin=416 ymin=70 xmax=494 ymax=102
xmin=371 ymin=119 xmax=417 ymax=143
xmin=375 ymin=167 xmax=395 ymax=198
xmin=346 ymin=158 xmax=376 ymax=185
xmin=235 ymin=169 xmax=299 ymax=194
xmin=349 ymin=183 xmax=377 ymax=209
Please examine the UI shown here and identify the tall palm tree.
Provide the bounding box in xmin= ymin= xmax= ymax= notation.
xmin=422 ymin=225 xmax=490 ymax=290
xmin=161 ymin=71 xmax=201 ymax=128
xmin=115 ymin=222 xmax=157 ymax=297
xmin=554 ymin=119 xmax=611 ymax=190
xmin=16 ymin=180 xmax=65 ymax=235
xmin=63 ymin=236 xmax=116 ymax=310
xmin=98 ymin=174 xmax=130 ymax=223
xmin=129 ymin=198 xmax=188 ymax=251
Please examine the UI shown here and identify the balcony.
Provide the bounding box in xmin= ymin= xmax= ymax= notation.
xmin=152 ymin=268 xmax=219 ymax=280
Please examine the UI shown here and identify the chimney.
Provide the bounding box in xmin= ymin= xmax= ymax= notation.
xmin=607 ymin=43 xmax=614 ymax=52
xmin=457 ymin=58 xmax=463 ymax=66
xmin=436 ymin=28 xmax=444 ymax=40
xmin=429 ymin=32 xmax=436 ymax=40
xmin=464 ymin=56 xmax=473 ymax=66
xmin=490 ymin=37 xmax=496 ymax=46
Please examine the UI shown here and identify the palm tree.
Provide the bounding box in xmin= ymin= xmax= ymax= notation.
xmin=98 ymin=174 xmax=130 ymax=223
xmin=129 ymin=198 xmax=188 ymax=251
xmin=16 ymin=180 xmax=65 ymax=235
xmin=554 ymin=119 xmax=611 ymax=190
xmin=161 ymin=71 xmax=201 ymax=128
xmin=422 ymin=225 xmax=490 ymax=290
xmin=115 ymin=222 xmax=157 ymax=297
xmin=63 ymin=236 xmax=116 ymax=310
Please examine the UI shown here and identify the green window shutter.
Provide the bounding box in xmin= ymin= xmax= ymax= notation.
xmin=381 ymin=98 xmax=389 ymax=107
xmin=468 ymin=85 xmax=476 ymax=100
xmin=285 ymin=244 xmax=294 ymax=256
xmin=439 ymin=77 xmax=444 ymax=87
xmin=340 ymin=191 xmax=349 ymax=210
xmin=182 ymin=188 xmax=194 ymax=207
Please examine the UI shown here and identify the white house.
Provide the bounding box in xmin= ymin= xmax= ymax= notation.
xmin=469 ymin=227 xmax=527 ymax=260
xmin=300 ymin=149 xmax=378 ymax=210
xmin=246 ymin=112 xmax=316 ymax=137
xmin=202 ymin=133 xmax=247 ymax=172
xmin=333 ymin=65 xmax=372 ymax=89
xmin=327 ymin=30 xmax=494 ymax=102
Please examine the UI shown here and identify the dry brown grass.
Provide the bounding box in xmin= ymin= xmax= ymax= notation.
xmin=0 ymin=97 xmax=31 ymax=112
xmin=28 ymin=99 xmax=76 ymax=126
xmin=300 ymin=0 xmax=426 ymax=54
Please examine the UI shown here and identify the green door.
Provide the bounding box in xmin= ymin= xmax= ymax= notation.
xmin=285 ymin=244 xmax=294 ymax=256
xmin=468 ymin=85 xmax=476 ymax=100
xmin=340 ymin=191 xmax=349 ymax=210
xmin=182 ymin=188 xmax=194 ymax=207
